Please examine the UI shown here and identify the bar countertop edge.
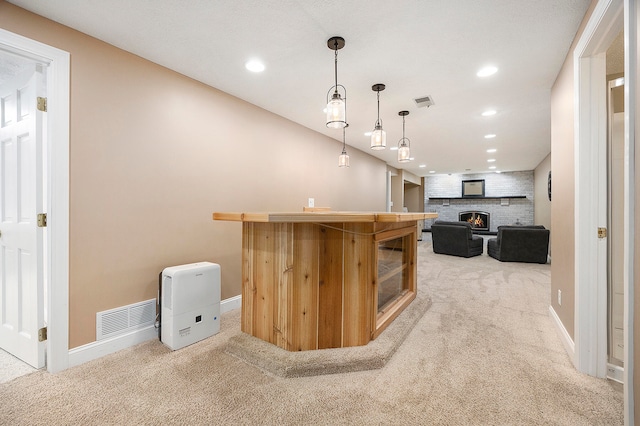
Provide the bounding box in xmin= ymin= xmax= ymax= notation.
xmin=212 ymin=211 xmax=438 ymax=223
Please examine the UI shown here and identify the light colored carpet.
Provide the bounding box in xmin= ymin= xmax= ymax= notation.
xmin=0 ymin=240 xmax=623 ymax=425
xmin=0 ymin=349 xmax=35 ymax=384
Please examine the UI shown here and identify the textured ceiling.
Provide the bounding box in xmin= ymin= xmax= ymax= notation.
xmin=5 ymin=0 xmax=592 ymax=176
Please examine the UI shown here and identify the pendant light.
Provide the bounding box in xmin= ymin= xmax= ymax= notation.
xmin=397 ymin=111 xmax=411 ymax=162
xmin=338 ymin=125 xmax=350 ymax=167
xmin=326 ymin=37 xmax=347 ymax=129
xmin=370 ymin=84 xmax=386 ymax=150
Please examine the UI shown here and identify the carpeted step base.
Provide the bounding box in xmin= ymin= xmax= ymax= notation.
xmin=224 ymin=295 xmax=432 ymax=377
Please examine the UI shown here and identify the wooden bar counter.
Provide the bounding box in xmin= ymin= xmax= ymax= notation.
xmin=213 ymin=211 xmax=437 ymax=351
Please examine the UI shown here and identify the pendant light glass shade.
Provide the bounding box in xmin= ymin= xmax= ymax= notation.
xmin=370 ymin=84 xmax=386 ymax=150
xmin=327 ymin=93 xmax=346 ymax=129
xmin=338 ymin=150 xmax=350 ymax=167
xmin=398 ymin=142 xmax=410 ymax=162
xmin=371 ymin=125 xmax=386 ymax=150
xmin=326 ymin=37 xmax=347 ymax=129
xmin=397 ymin=111 xmax=411 ymax=163
xmin=339 ymin=126 xmax=350 ymax=167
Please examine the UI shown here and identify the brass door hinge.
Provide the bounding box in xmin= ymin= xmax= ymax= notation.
xmin=38 ymin=327 xmax=47 ymax=342
xmin=598 ymin=227 xmax=607 ymax=239
xmin=37 ymin=213 xmax=47 ymax=228
xmin=37 ymin=97 xmax=47 ymax=112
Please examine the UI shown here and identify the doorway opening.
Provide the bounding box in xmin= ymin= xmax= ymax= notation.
xmin=0 ymin=28 xmax=70 ymax=374
xmin=0 ymin=48 xmax=48 ymax=374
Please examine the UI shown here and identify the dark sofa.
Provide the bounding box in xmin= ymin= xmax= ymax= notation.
xmin=487 ymin=225 xmax=550 ymax=264
xmin=431 ymin=220 xmax=483 ymax=258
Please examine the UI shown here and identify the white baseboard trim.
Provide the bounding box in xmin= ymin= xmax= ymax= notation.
xmin=549 ymin=305 xmax=575 ymax=367
xmin=68 ymin=295 xmax=242 ymax=368
xmin=221 ymin=294 xmax=241 ymax=313
xmin=607 ymin=363 xmax=624 ymax=384
xmin=68 ymin=325 xmax=158 ymax=368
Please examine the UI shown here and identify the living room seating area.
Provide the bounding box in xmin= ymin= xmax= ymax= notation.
xmin=430 ymin=221 xmax=550 ymax=264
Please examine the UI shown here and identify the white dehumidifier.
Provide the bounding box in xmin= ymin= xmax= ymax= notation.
xmin=160 ymin=262 xmax=221 ymax=350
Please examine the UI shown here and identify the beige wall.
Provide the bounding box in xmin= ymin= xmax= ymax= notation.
xmin=391 ymin=174 xmax=403 ymax=212
xmin=390 ymin=168 xmax=422 ymax=212
xmin=402 ymin=169 xmax=422 ymax=213
xmin=533 ymin=154 xmax=551 ymax=232
xmin=549 ymin=1 xmax=598 ymax=340
xmin=402 ymin=170 xmax=421 ymax=186
xmin=0 ymin=2 xmax=387 ymax=348
xmin=403 ymin=184 xmax=420 ymax=212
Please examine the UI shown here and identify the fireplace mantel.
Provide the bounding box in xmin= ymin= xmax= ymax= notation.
xmin=428 ymin=196 xmax=527 ymax=200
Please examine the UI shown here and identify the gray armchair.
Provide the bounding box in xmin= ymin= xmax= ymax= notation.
xmin=431 ymin=221 xmax=483 ymax=258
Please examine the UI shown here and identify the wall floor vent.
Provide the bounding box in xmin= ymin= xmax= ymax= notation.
xmin=96 ymin=299 xmax=156 ymax=340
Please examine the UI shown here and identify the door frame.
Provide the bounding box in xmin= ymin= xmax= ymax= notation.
xmin=623 ymin=0 xmax=638 ymax=422
xmin=573 ymin=0 xmax=637 ymax=422
xmin=0 ymin=29 xmax=70 ymax=373
xmin=573 ymin=0 xmax=622 ymax=379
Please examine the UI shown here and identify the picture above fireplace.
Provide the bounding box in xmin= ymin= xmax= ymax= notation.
xmin=461 ymin=179 xmax=485 ymax=197
xmin=459 ymin=211 xmax=490 ymax=232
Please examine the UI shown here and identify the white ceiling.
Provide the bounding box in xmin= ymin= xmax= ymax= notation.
xmin=6 ymin=0 xmax=591 ymax=176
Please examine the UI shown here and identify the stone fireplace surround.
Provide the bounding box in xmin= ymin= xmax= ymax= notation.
xmin=423 ymin=172 xmax=534 ymax=233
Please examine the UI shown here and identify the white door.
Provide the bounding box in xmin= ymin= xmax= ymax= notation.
xmin=0 ymin=63 xmax=46 ymax=368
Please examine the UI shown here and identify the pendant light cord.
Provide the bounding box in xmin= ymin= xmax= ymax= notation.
xmin=343 ymin=127 xmax=347 ymax=152
xmin=333 ymin=44 xmax=339 ymax=95
xmin=376 ymin=91 xmax=381 ymax=126
xmin=343 ymin=127 xmax=346 ymax=149
xmin=402 ymin=115 xmax=405 ymax=138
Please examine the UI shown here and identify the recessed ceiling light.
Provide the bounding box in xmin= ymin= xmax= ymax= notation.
xmin=409 ymin=157 xmax=414 ymax=161
xmin=484 ymin=134 xmax=496 ymax=139
xmin=245 ymin=59 xmax=265 ymax=73
xmin=390 ymin=146 xmax=398 ymax=151
xmin=477 ymin=66 xmax=498 ymax=77
xmin=364 ymin=132 xmax=372 ymax=137
xmin=419 ymin=164 xmax=426 ymax=168
xmin=429 ymin=170 xmax=436 ymax=174
xmin=487 ymin=159 xmax=496 ymax=162
xmin=489 ymin=166 xmax=496 ymax=170
xmin=495 ymin=170 xmax=502 ymax=174
xmin=482 ymin=110 xmax=497 ymax=117
xmin=487 ymin=148 xmax=497 ymax=153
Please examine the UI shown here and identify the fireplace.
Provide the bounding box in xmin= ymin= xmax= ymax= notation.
xmin=459 ymin=211 xmax=490 ymax=231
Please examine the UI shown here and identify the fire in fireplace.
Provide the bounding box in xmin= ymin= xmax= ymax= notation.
xmin=459 ymin=211 xmax=490 ymax=231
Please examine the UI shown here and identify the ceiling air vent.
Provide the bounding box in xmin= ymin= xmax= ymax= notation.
xmin=414 ymin=95 xmax=434 ymax=108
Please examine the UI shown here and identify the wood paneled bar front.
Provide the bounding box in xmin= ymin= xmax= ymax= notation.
xmin=212 ymin=211 xmax=437 ymax=351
